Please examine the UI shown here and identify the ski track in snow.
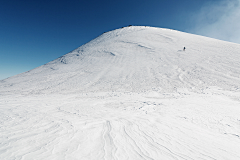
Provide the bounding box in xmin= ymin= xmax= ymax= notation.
xmin=1 ymin=26 xmax=240 ymax=159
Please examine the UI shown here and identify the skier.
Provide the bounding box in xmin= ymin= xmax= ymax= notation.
xmin=183 ymin=47 xmax=186 ymax=51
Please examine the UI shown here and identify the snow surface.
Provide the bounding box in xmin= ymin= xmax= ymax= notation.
xmin=1 ymin=26 xmax=240 ymax=159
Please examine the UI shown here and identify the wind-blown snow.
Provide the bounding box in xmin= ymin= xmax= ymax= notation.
xmin=1 ymin=26 xmax=240 ymax=159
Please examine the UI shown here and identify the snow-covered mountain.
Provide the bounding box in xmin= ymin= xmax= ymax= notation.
xmin=1 ymin=26 xmax=240 ymax=160
xmin=1 ymin=26 xmax=240 ymax=95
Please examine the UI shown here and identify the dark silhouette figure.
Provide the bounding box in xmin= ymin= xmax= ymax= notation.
xmin=183 ymin=47 xmax=186 ymax=51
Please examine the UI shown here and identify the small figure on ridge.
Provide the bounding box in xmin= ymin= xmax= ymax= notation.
xmin=183 ymin=47 xmax=186 ymax=51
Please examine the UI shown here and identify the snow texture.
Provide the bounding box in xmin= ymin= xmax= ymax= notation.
xmin=1 ymin=26 xmax=240 ymax=160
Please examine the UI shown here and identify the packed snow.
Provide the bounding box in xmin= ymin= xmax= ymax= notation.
xmin=1 ymin=26 xmax=240 ymax=160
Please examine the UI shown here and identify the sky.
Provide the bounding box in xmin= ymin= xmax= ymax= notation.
xmin=1 ymin=0 xmax=240 ymax=80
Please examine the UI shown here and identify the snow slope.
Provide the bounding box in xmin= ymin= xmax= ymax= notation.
xmin=1 ymin=26 xmax=240 ymax=95
xmin=1 ymin=26 xmax=240 ymax=159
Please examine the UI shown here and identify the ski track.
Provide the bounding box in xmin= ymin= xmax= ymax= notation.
xmin=1 ymin=26 xmax=240 ymax=159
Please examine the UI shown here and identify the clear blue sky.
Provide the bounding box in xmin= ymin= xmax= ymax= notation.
xmin=1 ymin=0 xmax=239 ymax=80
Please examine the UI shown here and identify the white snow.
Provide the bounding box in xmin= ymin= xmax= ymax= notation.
xmin=1 ymin=26 xmax=240 ymax=159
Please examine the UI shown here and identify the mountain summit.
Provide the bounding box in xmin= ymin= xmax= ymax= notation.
xmin=1 ymin=26 xmax=240 ymax=95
